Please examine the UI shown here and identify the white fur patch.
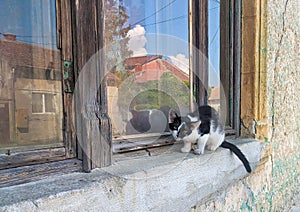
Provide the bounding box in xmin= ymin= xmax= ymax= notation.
xmin=182 ymin=127 xmax=200 ymax=144
xmin=172 ymin=130 xmax=178 ymax=139
xmin=205 ymin=122 xmax=225 ymax=151
xmin=187 ymin=115 xmax=198 ymax=122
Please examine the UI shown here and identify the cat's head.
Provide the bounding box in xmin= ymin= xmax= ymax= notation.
xmin=176 ymin=121 xmax=201 ymax=142
xmin=168 ymin=109 xmax=181 ymax=139
xmin=168 ymin=109 xmax=200 ymax=140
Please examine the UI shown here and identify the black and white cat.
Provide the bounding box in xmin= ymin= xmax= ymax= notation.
xmin=168 ymin=105 xmax=252 ymax=173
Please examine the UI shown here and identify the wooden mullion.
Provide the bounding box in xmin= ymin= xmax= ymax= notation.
xmin=232 ymin=0 xmax=242 ymax=136
xmin=72 ymin=0 xmax=112 ymax=172
xmin=72 ymin=0 xmax=96 ymax=172
xmin=220 ymin=0 xmax=241 ymax=133
xmin=220 ymin=0 xmax=231 ymax=126
xmin=58 ymin=0 xmax=76 ymax=158
xmin=69 ymin=0 xmax=82 ymax=161
xmin=94 ymin=0 xmax=112 ymax=168
xmin=190 ymin=0 xmax=209 ymax=107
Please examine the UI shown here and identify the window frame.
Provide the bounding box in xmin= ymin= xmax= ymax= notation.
xmin=0 ymin=0 xmax=76 ymax=171
xmin=0 ymin=0 xmax=243 ymax=184
xmin=32 ymin=92 xmax=56 ymax=114
xmin=220 ymin=0 xmax=242 ymax=136
xmin=110 ymin=0 xmax=242 ymax=152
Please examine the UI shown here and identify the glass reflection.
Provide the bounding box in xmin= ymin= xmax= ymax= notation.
xmin=0 ymin=0 xmax=63 ymax=150
xmin=104 ymin=0 xmax=190 ymax=138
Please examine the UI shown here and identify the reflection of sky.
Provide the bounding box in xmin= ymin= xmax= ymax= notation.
xmin=0 ymin=0 xmax=57 ymax=49
xmin=0 ymin=0 xmax=219 ymax=86
xmin=208 ymin=0 xmax=220 ymax=87
xmin=124 ymin=0 xmax=220 ymax=86
xmin=124 ymin=0 xmax=188 ymax=57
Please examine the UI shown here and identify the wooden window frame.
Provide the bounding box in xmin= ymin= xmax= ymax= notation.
xmin=0 ymin=0 xmax=243 ymax=186
xmin=191 ymin=0 xmax=242 ymax=136
xmin=0 ymin=0 xmax=82 ymax=187
xmin=74 ymin=0 xmax=241 ymax=172
xmin=220 ymin=0 xmax=242 ymax=136
xmin=0 ymin=0 xmax=76 ymax=172
xmin=111 ymin=0 xmax=242 ymax=154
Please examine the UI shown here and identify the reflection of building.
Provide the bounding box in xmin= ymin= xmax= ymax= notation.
xmin=0 ymin=34 xmax=62 ymax=146
xmin=125 ymin=55 xmax=189 ymax=83
xmin=107 ymin=55 xmax=189 ymax=135
xmin=208 ymin=86 xmax=220 ymax=112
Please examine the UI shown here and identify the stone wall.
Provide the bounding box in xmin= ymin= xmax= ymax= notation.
xmin=195 ymin=0 xmax=300 ymax=210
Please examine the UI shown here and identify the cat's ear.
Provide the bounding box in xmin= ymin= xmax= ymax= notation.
xmin=168 ymin=109 xmax=179 ymax=123
xmin=191 ymin=120 xmax=201 ymax=130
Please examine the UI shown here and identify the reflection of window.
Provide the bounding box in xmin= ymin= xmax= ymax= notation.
xmin=32 ymin=93 xmax=55 ymax=114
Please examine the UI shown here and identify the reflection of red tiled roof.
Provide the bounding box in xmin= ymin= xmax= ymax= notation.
xmin=209 ymin=86 xmax=220 ymax=100
xmin=124 ymin=55 xmax=162 ymax=68
xmin=0 ymin=38 xmax=60 ymax=70
xmin=160 ymin=60 xmax=189 ymax=82
xmin=128 ymin=56 xmax=189 ymax=83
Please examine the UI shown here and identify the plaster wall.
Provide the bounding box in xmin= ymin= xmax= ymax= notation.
xmin=195 ymin=0 xmax=300 ymax=210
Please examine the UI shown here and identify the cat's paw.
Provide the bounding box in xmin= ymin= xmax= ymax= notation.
xmin=206 ymin=145 xmax=217 ymax=151
xmin=194 ymin=149 xmax=204 ymax=155
xmin=180 ymin=147 xmax=191 ymax=153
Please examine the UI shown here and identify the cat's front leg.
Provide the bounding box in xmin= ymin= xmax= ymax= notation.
xmin=181 ymin=141 xmax=192 ymax=153
xmin=194 ymin=134 xmax=209 ymax=155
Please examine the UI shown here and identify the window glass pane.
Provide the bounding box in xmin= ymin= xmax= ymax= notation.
xmin=0 ymin=0 xmax=63 ymax=150
xmin=32 ymin=93 xmax=43 ymax=113
xmin=208 ymin=0 xmax=220 ymax=113
xmin=104 ymin=0 xmax=190 ymax=138
xmin=45 ymin=93 xmax=55 ymax=113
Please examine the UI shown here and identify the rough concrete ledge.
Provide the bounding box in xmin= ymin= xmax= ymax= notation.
xmin=0 ymin=139 xmax=264 ymax=212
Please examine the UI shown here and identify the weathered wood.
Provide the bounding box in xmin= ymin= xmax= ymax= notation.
xmin=0 ymin=159 xmax=82 ymax=188
xmin=232 ymin=0 xmax=242 ymax=135
xmin=113 ymin=129 xmax=236 ymax=153
xmin=220 ymin=0 xmax=241 ymax=135
xmin=113 ymin=134 xmax=174 ymax=153
xmin=0 ymin=147 xmax=66 ymax=170
xmin=57 ymin=0 xmax=76 ymax=158
xmin=113 ymin=142 xmax=183 ymax=162
xmin=220 ymin=0 xmax=231 ymax=126
xmin=190 ymin=0 xmax=209 ymax=107
xmin=72 ymin=0 xmax=112 ymax=172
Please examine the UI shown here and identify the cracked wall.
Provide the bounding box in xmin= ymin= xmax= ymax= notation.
xmin=266 ymin=0 xmax=300 ymax=209
xmin=195 ymin=0 xmax=300 ymax=211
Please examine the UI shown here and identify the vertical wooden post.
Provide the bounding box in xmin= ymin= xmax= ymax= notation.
xmin=72 ymin=0 xmax=112 ymax=172
xmin=220 ymin=0 xmax=242 ymax=132
xmin=94 ymin=0 xmax=112 ymax=169
xmin=56 ymin=0 xmax=77 ymax=158
xmin=220 ymin=0 xmax=231 ymax=126
xmin=232 ymin=0 xmax=242 ymax=135
xmin=190 ymin=0 xmax=208 ymax=107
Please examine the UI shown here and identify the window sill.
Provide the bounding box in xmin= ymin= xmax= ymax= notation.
xmin=0 ymin=139 xmax=264 ymax=211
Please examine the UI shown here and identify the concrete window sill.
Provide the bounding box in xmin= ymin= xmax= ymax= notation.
xmin=0 ymin=139 xmax=264 ymax=211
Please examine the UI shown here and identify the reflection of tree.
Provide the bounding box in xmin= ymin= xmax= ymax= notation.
xmin=118 ymin=72 xmax=190 ymax=116
xmin=105 ymin=0 xmax=132 ymax=74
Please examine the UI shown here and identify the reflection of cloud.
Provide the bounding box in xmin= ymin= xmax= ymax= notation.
xmin=169 ymin=54 xmax=189 ymax=74
xmin=127 ymin=25 xmax=147 ymax=56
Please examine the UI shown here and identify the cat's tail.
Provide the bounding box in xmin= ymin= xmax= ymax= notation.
xmin=220 ymin=141 xmax=252 ymax=173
